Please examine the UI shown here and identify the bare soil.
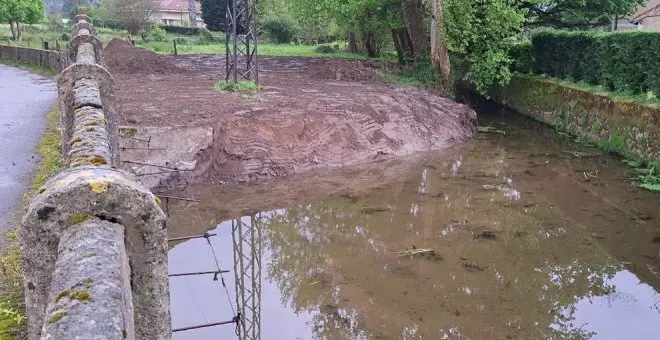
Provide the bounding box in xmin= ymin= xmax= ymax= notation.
xmin=106 ymin=40 xmax=477 ymax=187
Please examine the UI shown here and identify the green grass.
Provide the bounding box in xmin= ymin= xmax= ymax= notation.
xmin=623 ymin=159 xmax=660 ymax=192
xmin=0 ymin=107 xmax=61 ymax=339
xmin=214 ymin=80 xmax=262 ymax=92
xmin=139 ymin=40 xmax=378 ymax=59
xmin=526 ymin=74 xmax=660 ymax=107
xmin=0 ymin=232 xmax=25 ymax=340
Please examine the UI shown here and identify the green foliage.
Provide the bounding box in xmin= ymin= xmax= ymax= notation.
xmin=60 ymin=32 xmax=69 ymax=41
xmin=0 ymin=0 xmax=44 ymax=25
xmin=262 ymin=13 xmax=300 ymax=44
xmin=0 ymin=232 xmax=25 ymax=339
xmin=445 ymin=0 xmax=526 ymax=95
xmin=527 ymin=30 xmax=660 ymax=96
xmin=214 ymin=80 xmax=262 ymax=92
xmin=150 ymin=25 xmax=167 ymax=42
xmin=521 ymin=0 xmax=644 ymax=28
xmin=509 ymin=42 xmax=533 ymax=74
xmin=199 ymin=28 xmax=216 ymax=42
xmin=315 ymin=45 xmax=337 ymax=54
xmin=201 ymin=0 xmax=229 ymax=32
xmin=623 ymin=159 xmax=660 ymax=192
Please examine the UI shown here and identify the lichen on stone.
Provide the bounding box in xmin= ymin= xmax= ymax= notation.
xmin=89 ymin=180 xmax=109 ymax=193
xmin=154 ymin=196 xmax=161 ymax=204
xmin=55 ymin=290 xmax=71 ymax=303
xmin=90 ymin=155 xmax=108 ymax=166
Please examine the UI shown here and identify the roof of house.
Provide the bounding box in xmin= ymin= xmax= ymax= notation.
xmin=154 ymin=0 xmax=201 ymax=13
xmin=632 ymin=0 xmax=660 ymax=22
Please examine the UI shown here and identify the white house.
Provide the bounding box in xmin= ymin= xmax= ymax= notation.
xmin=151 ymin=0 xmax=205 ymax=27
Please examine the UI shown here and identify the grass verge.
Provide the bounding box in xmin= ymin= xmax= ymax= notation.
xmin=527 ymin=74 xmax=660 ymax=108
xmin=214 ymin=80 xmax=262 ymax=92
xmin=1 ymin=107 xmax=61 ymax=339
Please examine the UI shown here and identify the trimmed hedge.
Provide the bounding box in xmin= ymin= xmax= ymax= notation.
xmin=159 ymin=25 xmax=201 ymax=36
xmin=525 ymin=30 xmax=660 ymax=95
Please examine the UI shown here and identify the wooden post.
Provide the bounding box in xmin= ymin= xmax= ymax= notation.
xmin=43 ymin=41 xmax=49 ymax=50
xmin=173 ymin=39 xmax=178 ymax=55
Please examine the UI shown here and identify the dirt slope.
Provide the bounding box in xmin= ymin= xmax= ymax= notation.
xmin=106 ymin=41 xmax=476 ymax=187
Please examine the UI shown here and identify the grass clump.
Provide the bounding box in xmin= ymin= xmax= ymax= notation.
xmin=27 ymin=108 xmax=62 ymax=200
xmin=0 ymin=58 xmax=57 ymax=77
xmin=214 ymin=80 xmax=262 ymax=92
xmin=623 ymin=159 xmax=660 ymax=192
xmin=0 ymin=232 xmax=26 ymax=339
xmin=48 ymin=311 xmax=67 ymax=324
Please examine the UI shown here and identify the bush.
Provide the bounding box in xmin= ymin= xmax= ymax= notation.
xmin=520 ymin=30 xmax=660 ymax=96
xmin=509 ymin=42 xmax=533 ymax=74
xmin=151 ymin=25 xmax=167 ymax=42
xmin=314 ymin=45 xmax=336 ymax=54
xmin=60 ymin=33 xmax=70 ymax=41
xmin=262 ymin=13 xmax=300 ymax=44
xmin=199 ymin=28 xmax=216 ymax=43
xmin=159 ymin=25 xmax=200 ymax=36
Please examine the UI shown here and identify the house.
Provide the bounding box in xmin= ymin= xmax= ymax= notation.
xmin=151 ymin=0 xmax=205 ymax=27
xmin=631 ymin=0 xmax=660 ymax=29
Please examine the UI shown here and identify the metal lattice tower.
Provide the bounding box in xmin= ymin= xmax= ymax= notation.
xmin=226 ymin=0 xmax=259 ymax=84
xmin=232 ymin=216 xmax=262 ymax=340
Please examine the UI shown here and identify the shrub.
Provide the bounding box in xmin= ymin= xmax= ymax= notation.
xmin=60 ymin=33 xmax=70 ymax=41
xmin=509 ymin=42 xmax=533 ymax=74
xmin=199 ymin=28 xmax=216 ymax=43
xmin=151 ymin=25 xmax=167 ymax=42
xmin=314 ymin=45 xmax=336 ymax=54
xmin=262 ymin=13 xmax=300 ymax=44
xmin=159 ymin=25 xmax=200 ymax=36
xmin=519 ymin=29 xmax=660 ymax=96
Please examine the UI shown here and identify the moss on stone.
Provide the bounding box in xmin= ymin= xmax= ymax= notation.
xmin=69 ymin=214 xmax=92 ymax=225
xmin=90 ymin=155 xmax=108 ymax=166
xmin=154 ymin=196 xmax=161 ymax=204
xmin=79 ymin=278 xmax=94 ymax=288
xmin=89 ymin=180 xmax=109 ymax=193
xmin=69 ymin=290 xmax=91 ymax=301
xmin=48 ymin=311 xmax=67 ymax=324
xmin=55 ymin=290 xmax=71 ymax=303
xmin=121 ymin=127 xmax=138 ymax=137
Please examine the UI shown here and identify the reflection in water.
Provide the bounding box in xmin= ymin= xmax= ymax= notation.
xmin=167 ymin=110 xmax=660 ymax=339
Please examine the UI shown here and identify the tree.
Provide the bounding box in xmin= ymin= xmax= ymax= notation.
xmin=201 ymin=0 xmax=229 ymax=31
xmin=104 ymin=0 xmax=155 ymax=35
xmin=444 ymin=0 xmax=526 ymax=95
xmin=429 ymin=0 xmax=451 ymax=90
xmin=0 ymin=0 xmax=44 ymax=41
xmin=521 ymin=0 xmax=644 ymax=28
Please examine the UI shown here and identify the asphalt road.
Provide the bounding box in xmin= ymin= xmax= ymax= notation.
xmin=0 ymin=64 xmax=57 ymax=234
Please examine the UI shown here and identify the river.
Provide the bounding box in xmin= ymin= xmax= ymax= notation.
xmin=165 ymin=105 xmax=660 ymax=339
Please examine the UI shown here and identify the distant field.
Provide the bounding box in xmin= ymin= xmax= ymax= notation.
xmin=0 ymin=23 xmax=386 ymax=60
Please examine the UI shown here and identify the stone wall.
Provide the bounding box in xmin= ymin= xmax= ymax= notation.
xmin=0 ymin=45 xmax=65 ymax=72
xmin=489 ymin=75 xmax=660 ymax=161
xmin=20 ymin=15 xmax=171 ymax=340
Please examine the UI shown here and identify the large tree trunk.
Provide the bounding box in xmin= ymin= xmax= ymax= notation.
xmin=9 ymin=21 xmax=16 ymax=41
xmin=363 ymin=31 xmax=377 ymax=58
xmin=401 ymin=0 xmax=428 ymax=57
xmin=15 ymin=22 xmax=22 ymax=41
xmin=430 ymin=0 xmax=452 ymax=90
xmin=348 ymin=32 xmax=359 ymax=54
xmin=189 ymin=0 xmax=197 ymax=27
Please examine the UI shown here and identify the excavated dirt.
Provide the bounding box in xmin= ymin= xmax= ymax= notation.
xmin=106 ymin=41 xmax=477 ymax=187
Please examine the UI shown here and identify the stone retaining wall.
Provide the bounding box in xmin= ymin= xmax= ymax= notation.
xmin=20 ymin=15 xmax=171 ymax=340
xmin=489 ymin=75 xmax=660 ymax=161
xmin=0 ymin=44 xmax=65 ymax=72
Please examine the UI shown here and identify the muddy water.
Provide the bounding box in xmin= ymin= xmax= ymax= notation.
xmin=166 ymin=107 xmax=660 ymax=340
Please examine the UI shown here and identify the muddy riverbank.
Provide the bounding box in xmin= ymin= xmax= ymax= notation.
xmin=164 ymin=107 xmax=660 ymax=339
xmin=107 ymin=41 xmax=477 ymax=188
